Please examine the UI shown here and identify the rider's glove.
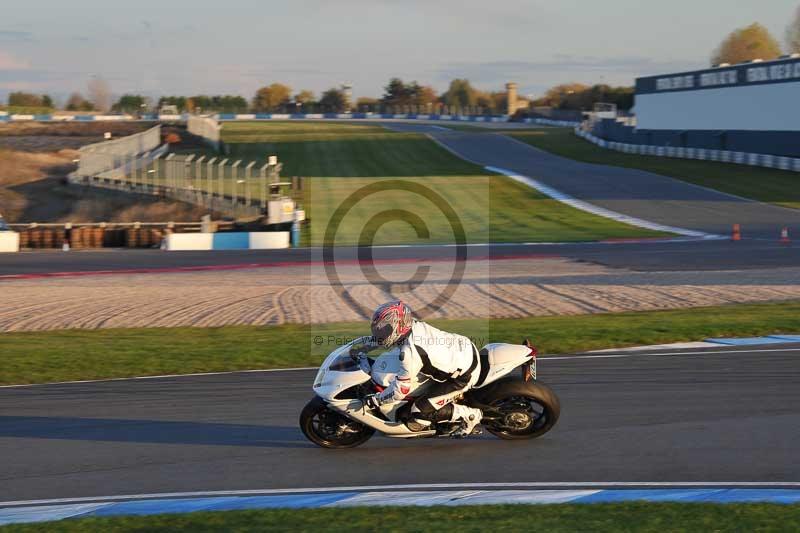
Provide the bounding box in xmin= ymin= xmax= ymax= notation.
xmin=349 ymin=346 xmax=366 ymax=361
xmin=364 ymin=393 xmax=383 ymax=410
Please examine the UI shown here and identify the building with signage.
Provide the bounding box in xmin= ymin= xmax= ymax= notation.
xmin=589 ymin=55 xmax=800 ymax=157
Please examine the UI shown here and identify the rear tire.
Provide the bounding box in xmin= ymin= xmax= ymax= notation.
xmin=300 ymin=397 xmax=375 ymax=449
xmin=471 ymin=379 xmax=560 ymax=440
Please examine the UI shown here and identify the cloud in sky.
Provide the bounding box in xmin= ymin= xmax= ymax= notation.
xmin=0 ymin=0 xmax=796 ymax=98
xmin=432 ymin=55 xmax=707 ymax=95
xmin=0 ymin=51 xmax=30 ymax=70
xmin=0 ymin=30 xmax=35 ymax=43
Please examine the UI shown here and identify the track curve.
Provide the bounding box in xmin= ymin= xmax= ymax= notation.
xmin=2 ymin=346 xmax=798 ymax=501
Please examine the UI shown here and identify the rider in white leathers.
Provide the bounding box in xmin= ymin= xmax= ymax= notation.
xmin=360 ymin=300 xmax=483 ymax=435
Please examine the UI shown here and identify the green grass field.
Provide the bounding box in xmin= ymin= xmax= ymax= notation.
xmin=509 ymin=128 xmax=800 ymax=210
xmin=3 ymin=300 xmax=799 ymax=385
xmin=3 ymin=503 xmax=798 ymax=532
xmin=205 ymin=121 xmax=668 ymax=244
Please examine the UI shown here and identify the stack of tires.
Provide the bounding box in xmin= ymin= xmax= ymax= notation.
xmin=125 ymin=228 xmax=164 ymax=248
xmin=24 ymin=228 xmax=64 ymax=249
xmin=67 ymin=227 xmax=105 ymax=249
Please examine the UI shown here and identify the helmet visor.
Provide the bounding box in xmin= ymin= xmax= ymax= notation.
xmin=371 ymin=322 xmax=395 ymax=347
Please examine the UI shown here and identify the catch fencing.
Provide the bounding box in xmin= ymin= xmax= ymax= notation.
xmin=73 ymin=152 xmax=291 ymax=218
xmin=76 ymin=125 xmax=162 ymax=176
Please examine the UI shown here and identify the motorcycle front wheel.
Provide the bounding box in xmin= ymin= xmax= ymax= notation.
xmin=300 ymin=396 xmax=375 ymax=449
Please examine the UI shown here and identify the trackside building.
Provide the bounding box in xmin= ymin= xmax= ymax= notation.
xmin=590 ymin=55 xmax=800 ymax=157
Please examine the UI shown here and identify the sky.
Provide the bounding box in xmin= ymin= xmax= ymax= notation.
xmin=1 ymin=0 xmax=798 ymax=104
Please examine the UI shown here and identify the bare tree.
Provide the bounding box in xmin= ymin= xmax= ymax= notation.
xmin=87 ymin=77 xmax=112 ymax=112
xmin=787 ymin=6 xmax=800 ymax=53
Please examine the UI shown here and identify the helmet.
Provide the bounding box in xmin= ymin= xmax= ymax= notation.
xmin=371 ymin=300 xmax=413 ymax=347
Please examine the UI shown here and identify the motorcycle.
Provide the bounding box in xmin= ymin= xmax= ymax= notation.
xmin=300 ymin=336 xmax=560 ymax=448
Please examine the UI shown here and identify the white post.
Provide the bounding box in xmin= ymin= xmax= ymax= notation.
xmin=260 ymin=163 xmax=269 ymax=210
xmin=207 ymin=157 xmax=217 ymax=205
xmin=165 ymin=153 xmax=176 ymax=193
xmin=244 ymin=161 xmax=255 ymax=209
xmin=218 ymin=158 xmax=229 ymax=202
xmin=231 ymin=160 xmax=242 ymax=213
xmin=183 ymin=154 xmax=195 ymax=199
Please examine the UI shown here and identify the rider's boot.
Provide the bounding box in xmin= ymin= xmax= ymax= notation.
xmin=451 ymin=404 xmax=483 ymax=436
xmin=405 ymin=418 xmax=431 ymax=432
xmin=405 ymin=404 xmax=432 ymax=432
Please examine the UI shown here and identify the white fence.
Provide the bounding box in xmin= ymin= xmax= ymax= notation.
xmin=575 ymin=128 xmax=800 ymax=173
xmin=187 ymin=116 xmax=221 ymax=151
xmin=76 ymin=126 xmax=162 ymax=177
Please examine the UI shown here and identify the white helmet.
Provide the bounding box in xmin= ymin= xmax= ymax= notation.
xmin=370 ymin=300 xmax=413 ymax=347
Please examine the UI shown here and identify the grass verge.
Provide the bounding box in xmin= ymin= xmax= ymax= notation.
xmin=211 ymin=121 xmax=668 ymax=244
xmin=508 ymin=128 xmax=800 ymax=210
xmin=2 ymin=300 xmax=799 ymax=385
xmin=304 ymin=174 xmax=666 ymax=245
xmin=2 ymin=503 xmax=799 ymax=532
xmin=221 ymin=121 xmax=483 ymax=177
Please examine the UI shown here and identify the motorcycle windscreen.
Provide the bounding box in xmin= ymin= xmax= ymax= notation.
xmin=328 ymin=354 xmax=361 ymax=372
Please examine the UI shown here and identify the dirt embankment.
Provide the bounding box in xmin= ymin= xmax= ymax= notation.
xmin=0 ymin=122 xmax=220 ymax=223
xmin=0 ymin=148 xmax=215 ymax=223
xmin=0 ymin=121 xmax=154 ymax=137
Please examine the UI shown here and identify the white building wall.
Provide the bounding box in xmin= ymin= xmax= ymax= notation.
xmin=636 ymin=81 xmax=800 ymax=131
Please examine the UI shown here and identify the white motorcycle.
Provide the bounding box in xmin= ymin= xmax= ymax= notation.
xmin=300 ymin=336 xmax=560 ymax=448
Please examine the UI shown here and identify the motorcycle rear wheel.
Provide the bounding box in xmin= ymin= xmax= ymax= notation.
xmin=477 ymin=380 xmax=560 ymax=440
xmin=300 ymin=396 xmax=375 ymax=449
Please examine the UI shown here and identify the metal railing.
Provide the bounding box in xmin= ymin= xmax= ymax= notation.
xmin=72 ymin=152 xmax=292 ymax=218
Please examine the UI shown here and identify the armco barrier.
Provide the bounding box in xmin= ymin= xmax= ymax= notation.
xmin=523 ymin=117 xmax=582 ymax=127
xmin=0 ymin=232 xmax=20 ymax=252
xmin=165 ymin=232 xmax=289 ymax=251
xmin=575 ymin=128 xmax=800 ymax=173
xmin=2 ymin=113 xmax=510 ymax=123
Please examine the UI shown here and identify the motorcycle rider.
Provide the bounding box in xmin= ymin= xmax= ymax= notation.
xmin=356 ymin=300 xmax=483 ymax=436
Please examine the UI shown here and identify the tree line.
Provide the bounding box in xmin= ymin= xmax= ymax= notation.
xmin=6 ymin=5 xmax=800 ymax=117
xmin=711 ymin=5 xmax=800 ymax=66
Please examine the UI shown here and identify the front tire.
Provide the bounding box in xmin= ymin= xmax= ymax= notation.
xmin=300 ymin=397 xmax=375 ymax=449
xmin=472 ymin=379 xmax=560 ymax=440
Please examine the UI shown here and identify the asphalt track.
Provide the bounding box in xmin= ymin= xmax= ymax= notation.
xmin=2 ymin=345 xmax=799 ymax=501
xmin=391 ymin=123 xmax=800 ymax=239
xmin=1 ymin=239 xmax=798 ymax=277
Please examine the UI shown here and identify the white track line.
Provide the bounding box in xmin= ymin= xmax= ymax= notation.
xmin=0 ymin=367 xmax=317 ymax=389
xmin=3 ymin=482 xmax=799 ymax=508
xmin=489 ymin=166 xmax=714 ymax=238
xmin=544 ymin=346 xmax=800 ymax=361
xmin=426 ymin=132 xmax=719 ymax=239
xmin=1 ymin=346 xmax=797 ymax=390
